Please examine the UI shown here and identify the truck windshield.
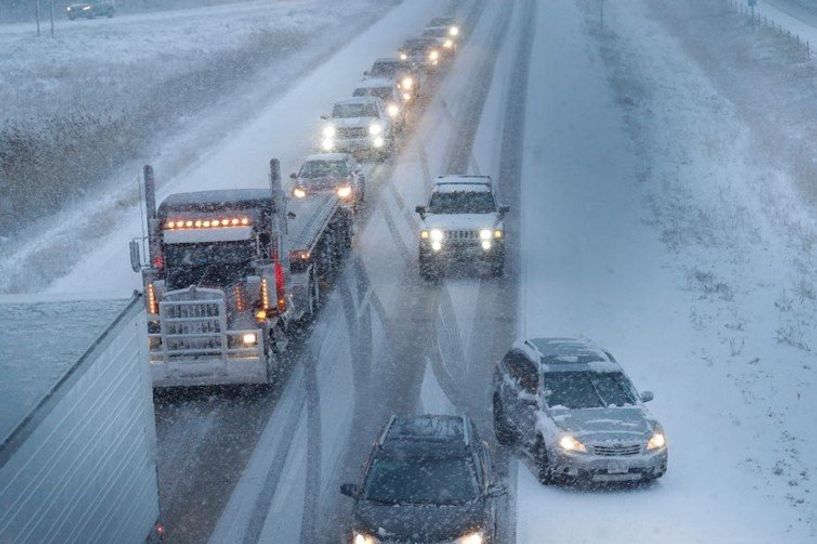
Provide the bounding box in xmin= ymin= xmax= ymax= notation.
xmin=403 ymin=40 xmax=434 ymax=53
xmin=299 ymin=160 xmax=349 ymax=178
xmin=353 ymin=87 xmax=392 ymax=101
xmin=370 ymin=62 xmax=397 ymax=77
xmin=333 ymin=103 xmax=378 ymax=118
xmin=164 ymin=241 xmax=255 ymax=289
xmin=543 ymin=372 xmax=637 ymax=409
xmin=428 ymin=191 xmax=496 ymax=214
xmin=364 ymin=456 xmax=479 ymax=506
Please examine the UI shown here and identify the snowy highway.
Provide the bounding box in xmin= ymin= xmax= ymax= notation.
xmin=3 ymin=0 xmax=817 ymax=542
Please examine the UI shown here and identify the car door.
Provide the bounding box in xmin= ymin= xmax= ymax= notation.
xmin=502 ymin=351 xmax=540 ymax=447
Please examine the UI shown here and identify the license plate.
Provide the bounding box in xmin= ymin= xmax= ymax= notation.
xmin=607 ymin=461 xmax=628 ymax=474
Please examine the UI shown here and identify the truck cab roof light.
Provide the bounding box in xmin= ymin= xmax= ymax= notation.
xmin=164 ymin=217 xmax=252 ymax=230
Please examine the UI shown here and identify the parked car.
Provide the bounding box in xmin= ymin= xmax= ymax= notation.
xmin=290 ymin=152 xmax=365 ymax=210
xmin=340 ymin=414 xmax=505 ymax=544
xmin=492 ymin=337 xmax=668 ymax=484
xmin=65 ymin=1 xmax=115 ymax=20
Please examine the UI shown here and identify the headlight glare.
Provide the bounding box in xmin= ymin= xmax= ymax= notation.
xmin=321 ymin=138 xmax=334 ymax=151
xmin=353 ymin=532 xmax=378 ymax=544
xmin=387 ymin=103 xmax=400 ymax=117
xmin=429 ymin=50 xmax=439 ymax=61
xmin=337 ymin=186 xmax=352 ymax=199
xmin=400 ymin=53 xmax=407 ymax=60
xmin=479 ymin=229 xmax=492 ymax=240
xmin=429 ymin=229 xmax=444 ymax=242
xmin=647 ymin=426 xmax=666 ymax=450
xmin=444 ymin=39 xmax=454 ymax=48
xmin=457 ymin=531 xmax=483 ymax=544
xmin=242 ymin=333 xmax=257 ymax=346
xmin=322 ymin=125 xmax=336 ymax=138
xmin=420 ymin=230 xmax=429 ymax=239
xmin=450 ymin=26 xmax=460 ymax=36
xmin=401 ymin=77 xmax=413 ymax=89
xmin=368 ymin=123 xmax=382 ymax=135
xmin=558 ymin=435 xmax=587 ymax=453
xmin=293 ymin=187 xmax=306 ymax=198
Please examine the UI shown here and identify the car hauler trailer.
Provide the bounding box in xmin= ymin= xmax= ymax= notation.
xmin=129 ymin=158 xmax=352 ymax=387
xmin=0 ymin=295 xmax=162 ymax=544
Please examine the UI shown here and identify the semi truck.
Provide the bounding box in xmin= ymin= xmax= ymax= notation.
xmin=129 ymin=158 xmax=352 ymax=388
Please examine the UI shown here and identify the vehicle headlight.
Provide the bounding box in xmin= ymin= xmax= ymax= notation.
xmin=429 ymin=229 xmax=444 ymax=242
xmin=420 ymin=230 xmax=429 ymax=239
xmin=401 ymin=77 xmax=413 ymax=89
xmin=372 ymin=137 xmax=385 ymax=148
xmin=429 ymin=50 xmax=439 ymax=61
xmin=353 ymin=532 xmax=378 ymax=544
xmin=558 ymin=435 xmax=588 ymax=453
xmin=431 ymin=240 xmax=442 ymax=252
xmin=457 ymin=531 xmax=483 ymax=544
xmin=647 ymin=426 xmax=666 ymax=450
xmin=337 ymin=186 xmax=353 ymax=199
xmin=293 ymin=187 xmax=306 ymax=199
xmin=242 ymin=333 xmax=257 ymax=346
xmin=321 ymin=138 xmax=334 ymax=151
xmin=481 ymin=240 xmax=492 ymax=251
xmin=494 ymin=229 xmax=503 ymax=239
xmin=444 ymin=39 xmax=454 ymax=49
xmin=479 ymin=229 xmax=492 ymax=240
xmin=322 ymin=125 xmax=336 ymax=138
xmin=450 ymin=26 xmax=460 ymax=36
xmin=402 ymin=92 xmax=411 ymax=101
xmin=387 ymin=103 xmax=400 ymax=117
xmin=368 ymin=123 xmax=382 ymax=136
xmin=400 ymin=53 xmax=408 ymax=60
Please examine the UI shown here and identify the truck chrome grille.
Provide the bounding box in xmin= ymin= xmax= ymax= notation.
xmin=592 ymin=444 xmax=642 ymax=456
xmin=336 ymin=127 xmax=368 ymax=138
xmin=445 ymin=230 xmax=478 ymax=240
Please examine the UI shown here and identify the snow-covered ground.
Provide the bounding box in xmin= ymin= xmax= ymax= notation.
xmin=516 ymin=0 xmax=815 ymax=541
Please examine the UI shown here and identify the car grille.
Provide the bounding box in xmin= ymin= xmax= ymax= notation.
xmin=336 ymin=127 xmax=369 ymax=138
xmin=445 ymin=230 xmax=478 ymax=240
xmin=592 ymin=443 xmax=642 ymax=456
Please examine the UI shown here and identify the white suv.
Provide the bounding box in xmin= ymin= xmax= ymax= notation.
xmin=320 ymin=97 xmax=394 ymax=161
xmin=415 ymin=175 xmax=509 ymax=279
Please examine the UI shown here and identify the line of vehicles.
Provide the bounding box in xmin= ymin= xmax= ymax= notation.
xmin=123 ymin=11 xmax=668 ymax=544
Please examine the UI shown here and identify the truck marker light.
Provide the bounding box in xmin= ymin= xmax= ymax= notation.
xmin=203 ymin=220 xmax=210 ymax=227
xmin=147 ymin=283 xmax=158 ymax=315
xmin=261 ymin=278 xmax=271 ymax=310
xmin=241 ymin=217 xmax=249 ymax=225
xmin=185 ymin=220 xmax=193 ymax=227
xmin=402 ymin=92 xmax=411 ymax=101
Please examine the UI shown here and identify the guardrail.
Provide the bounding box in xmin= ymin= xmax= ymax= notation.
xmin=727 ymin=0 xmax=812 ymax=57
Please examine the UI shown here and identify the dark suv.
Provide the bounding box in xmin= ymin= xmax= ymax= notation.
xmin=65 ymin=1 xmax=115 ymax=20
xmin=340 ymin=414 xmax=505 ymax=544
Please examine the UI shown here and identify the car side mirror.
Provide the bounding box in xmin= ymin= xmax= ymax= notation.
xmin=486 ymin=483 xmax=508 ymax=498
xmin=290 ymin=172 xmax=297 ymax=179
xmin=415 ymin=205 xmax=426 ymax=216
xmin=498 ymin=204 xmax=510 ymax=217
xmin=129 ymin=239 xmax=141 ymax=272
xmin=640 ymin=391 xmax=654 ymax=403
xmin=340 ymin=483 xmax=360 ymax=497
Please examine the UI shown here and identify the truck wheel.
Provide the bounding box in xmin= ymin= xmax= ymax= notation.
xmin=493 ymin=394 xmax=515 ymax=446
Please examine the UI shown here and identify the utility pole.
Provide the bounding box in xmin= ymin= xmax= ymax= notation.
xmin=49 ymin=0 xmax=54 ymax=37
xmin=35 ymin=0 xmax=40 ymax=36
xmin=600 ymin=0 xmax=604 ymax=30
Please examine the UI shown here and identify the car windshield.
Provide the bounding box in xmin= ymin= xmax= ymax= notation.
xmin=543 ymin=371 xmax=637 ymax=409
xmin=403 ymin=40 xmax=434 ymax=53
xmin=428 ymin=191 xmax=495 ymax=214
xmin=332 ymin=102 xmax=378 ymax=118
xmin=364 ymin=455 xmax=479 ymax=506
xmin=370 ymin=62 xmax=397 ymax=77
xmin=353 ymin=87 xmax=392 ymax=101
xmin=299 ymin=160 xmax=349 ymax=178
xmin=423 ymin=28 xmax=448 ymax=38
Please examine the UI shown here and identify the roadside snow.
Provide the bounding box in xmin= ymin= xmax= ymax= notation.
xmin=516 ymin=0 xmax=815 ymax=541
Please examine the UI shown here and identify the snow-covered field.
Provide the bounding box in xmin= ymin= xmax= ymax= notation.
xmin=516 ymin=0 xmax=816 ymax=541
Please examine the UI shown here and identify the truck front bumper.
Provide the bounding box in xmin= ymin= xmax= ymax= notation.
xmin=150 ymin=357 xmax=267 ymax=388
xmin=420 ymin=241 xmax=505 ymax=263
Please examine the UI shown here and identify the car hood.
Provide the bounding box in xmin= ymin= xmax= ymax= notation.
xmin=354 ymin=500 xmax=484 ymax=542
xmin=68 ymin=3 xmax=92 ymax=7
xmin=549 ymin=406 xmax=654 ymax=443
xmin=332 ymin=117 xmax=378 ymax=129
xmin=422 ymin=213 xmax=500 ymax=231
xmin=296 ymin=176 xmax=346 ymax=190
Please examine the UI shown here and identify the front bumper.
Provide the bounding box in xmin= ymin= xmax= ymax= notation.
xmin=420 ymin=241 xmax=504 ymax=262
xmin=323 ymin=137 xmax=388 ymax=154
xmin=549 ymin=447 xmax=668 ymax=482
xmin=150 ymin=356 xmax=268 ymax=387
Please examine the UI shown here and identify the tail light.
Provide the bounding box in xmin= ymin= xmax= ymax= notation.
xmin=146 ymin=283 xmax=159 ymax=315
xmin=274 ymin=260 xmax=286 ymax=312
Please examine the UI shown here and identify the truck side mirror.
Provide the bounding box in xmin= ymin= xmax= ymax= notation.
xmin=498 ymin=204 xmax=510 ymax=217
xmin=339 ymin=483 xmax=359 ymax=497
xmin=415 ymin=205 xmax=426 ymax=216
xmin=290 ymin=172 xmax=297 ymax=179
xmin=129 ymin=239 xmax=141 ymax=272
xmin=640 ymin=391 xmax=654 ymax=403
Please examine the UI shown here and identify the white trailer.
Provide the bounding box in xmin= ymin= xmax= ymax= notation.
xmin=0 ymin=295 xmax=162 ymax=544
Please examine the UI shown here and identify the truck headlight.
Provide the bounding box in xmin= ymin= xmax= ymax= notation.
xmin=337 ymin=186 xmax=353 ymax=199
xmin=293 ymin=187 xmax=307 ymax=198
xmin=457 ymin=531 xmax=483 ymax=544
xmin=449 ymin=26 xmax=460 ymax=36
xmin=353 ymin=533 xmax=378 ymax=544
xmin=322 ymin=125 xmax=336 ymax=138
xmin=429 ymin=50 xmax=439 ymax=61
xmin=431 ymin=240 xmax=442 ymax=252
xmin=494 ymin=229 xmax=503 ymax=238
xmin=479 ymin=229 xmax=492 ymax=240
xmin=647 ymin=426 xmax=666 ymax=450
xmin=481 ymin=240 xmax=491 ymax=251
xmin=420 ymin=230 xmax=429 ymax=239
xmin=400 ymin=53 xmax=407 ymax=60
xmin=321 ymin=138 xmax=334 ymax=151
xmin=242 ymin=333 xmax=257 ymax=346
xmin=558 ymin=435 xmax=587 ymax=453
xmin=429 ymin=229 xmax=444 ymax=242
xmin=368 ymin=123 xmax=382 ymax=135
xmin=387 ymin=103 xmax=400 ymax=117
xmin=401 ymin=76 xmax=413 ymax=89
xmin=372 ymin=137 xmax=385 ymax=148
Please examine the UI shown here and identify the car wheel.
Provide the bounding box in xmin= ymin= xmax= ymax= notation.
xmin=492 ymin=394 xmax=515 ymax=446
xmin=533 ymin=435 xmax=553 ymax=484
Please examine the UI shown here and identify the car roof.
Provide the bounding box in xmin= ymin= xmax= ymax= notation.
xmin=514 ymin=337 xmax=622 ymax=373
xmin=303 ymin=153 xmax=350 ymax=163
xmin=334 ymin=96 xmax=380 ymax=107
xmin=356 ymin=78 xmax=395 ymax=89
xmin=372 ymin=57 xmax=401 ymax=64
xmin=403 ymin=37 xmax=438 ymax=47
xmin=433 ymin=175 xmax=493 ymax=193
xmin=377 ymin=414 xmax=472 ymax=455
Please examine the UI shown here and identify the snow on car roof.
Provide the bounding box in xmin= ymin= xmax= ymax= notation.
xmin=0 ymin=297 xmax=133 ymax=447
xmin=303 ymin=153 xmax=349 ymax=162
xmin=385 ymin=414 xmax=468 ymax=445
xmin=434 ymin=175 xmax=493 ymax=193
xmin=334 ymin=96 xmax=380 ymax=106
xmin=518 ymin=337 xmax=621 ymax=372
